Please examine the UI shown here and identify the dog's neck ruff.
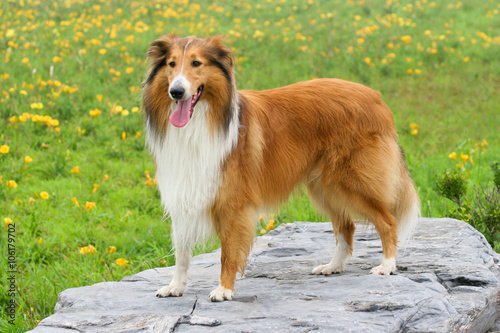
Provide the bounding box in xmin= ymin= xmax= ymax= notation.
xmin=147 ymin=96 xmax=239 ymax=219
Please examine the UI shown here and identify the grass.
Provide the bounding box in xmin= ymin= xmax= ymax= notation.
xmin=0 ymin=0 xmax=499 ymax=331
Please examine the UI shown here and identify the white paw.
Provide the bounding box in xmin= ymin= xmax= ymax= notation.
xmin=156 ymin=283 xmax=185 ymax=298
xmin=209 ymin=285 xmax=233 ymax=302
xmin=370 ymin=258 xmax=396 ymax=275
xmin=312 ymin=263 xmax=344 ymax=275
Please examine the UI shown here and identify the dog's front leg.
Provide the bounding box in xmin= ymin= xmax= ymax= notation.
xmin=156 ymin=242 xmax=191 ymax=297
xmin=210 ymin=208 xmax=255 ymax=302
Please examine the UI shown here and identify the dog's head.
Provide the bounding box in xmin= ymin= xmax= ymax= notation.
xmin=144 ymin=34 xmax=234 ymax=128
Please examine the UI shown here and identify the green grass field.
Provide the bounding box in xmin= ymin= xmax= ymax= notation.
xmin=1 ymin=0 xmax=499 ymax=331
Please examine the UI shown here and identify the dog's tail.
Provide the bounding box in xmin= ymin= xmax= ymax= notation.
xmin=393 ymin=149 xmax=421 ymax=245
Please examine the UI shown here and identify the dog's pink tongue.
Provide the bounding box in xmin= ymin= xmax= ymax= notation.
xmin=170 ymin=99 xmax=191 ymax=127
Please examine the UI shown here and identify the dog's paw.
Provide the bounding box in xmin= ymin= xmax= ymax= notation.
xmin=209 ymin=286 xmax=233 ymax=302
xmin=312 ymin=263 xmax=344 ymax=275
xmin=156 ymin=284 xmax=185 ymax=298
xmin=370 ymin=258 xmax=396 ymax=275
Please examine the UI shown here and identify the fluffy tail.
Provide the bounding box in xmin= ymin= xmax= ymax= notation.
xmin=394 ymin=162 xmax=421 ymax=245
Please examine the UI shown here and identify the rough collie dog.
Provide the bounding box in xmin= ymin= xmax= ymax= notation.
xmin=143 ymin=34 xmax=420 ymax=302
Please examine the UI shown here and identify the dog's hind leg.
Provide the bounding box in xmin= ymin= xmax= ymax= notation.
xmin=307 ymin=185 xmax=355 ymax=275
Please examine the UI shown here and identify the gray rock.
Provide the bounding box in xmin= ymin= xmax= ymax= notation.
xmin=29 ymin=218 xmax=500 ymax=332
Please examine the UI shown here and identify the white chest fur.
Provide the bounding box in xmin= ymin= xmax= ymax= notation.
xmin=147 ymin=101 xmax=238 ymax=246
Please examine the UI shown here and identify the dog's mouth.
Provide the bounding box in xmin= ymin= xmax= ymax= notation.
xmin=169 ymin=85 xmax=204 ymax=128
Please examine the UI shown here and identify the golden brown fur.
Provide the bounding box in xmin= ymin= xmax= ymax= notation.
xmin=144 ymin=35 xmax=420 ymax=301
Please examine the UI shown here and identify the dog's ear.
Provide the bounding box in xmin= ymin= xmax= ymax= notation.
xmin=147 ymin=33 xmax=177 ymax=61
xmin=145 ymin=34 xmax=177 ymax=84
xmin=205 ymin=35 xmax=234 ymax=69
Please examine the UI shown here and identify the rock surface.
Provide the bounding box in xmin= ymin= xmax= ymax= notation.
xmin=30 ymin=218 xmax=500 ymax=333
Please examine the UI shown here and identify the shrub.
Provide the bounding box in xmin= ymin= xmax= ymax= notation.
xmin=435 ymin=163 xmax=500 ymax=251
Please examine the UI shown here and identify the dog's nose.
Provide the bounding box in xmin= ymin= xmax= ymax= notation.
xmin=170 ymin=86 xmax=185 ymax=100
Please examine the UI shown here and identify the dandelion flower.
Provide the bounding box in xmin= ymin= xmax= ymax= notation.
xmin=115 ymin=258 xmax=129 ymax=266
xmin=131 ymin=107 xmax=139 ymax=113
xmin=0 ymin=145 xmax=9 ymax=154
xmin=126 ymin=67 xmax=134 ymax=74
xmin=448 ymin=152 xmax=457 ymax=160
xmin=25 ymin=156 xmax=33 ymax=163
xmin=40 ymin=191 xmax=49 ymax=200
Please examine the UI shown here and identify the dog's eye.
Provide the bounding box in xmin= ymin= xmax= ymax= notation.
xmin=168 ymin=61 xmax=176 ymax=68
xmin=192 ymin=61 xmax=201 ymax=67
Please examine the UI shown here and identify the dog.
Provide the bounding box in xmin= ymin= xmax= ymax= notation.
xmin=142 ymin=34 xmax=420 ymax=302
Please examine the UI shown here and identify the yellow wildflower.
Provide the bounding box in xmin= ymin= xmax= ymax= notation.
xmin=0 ymin=145 xmax=9 ymax=154
xmin=267 ymin=219 xmax=275 ymax=230
xmin=85 ymin=201 xmax=96 ymax=210
xmin=89 ymin=108 xmax=102 ymax=118
xmin=121 ymin=132 xmax=127 ymax=141
xmin=126 ymin=67 xmax=134 ymax=74
xmin=93 ymin=184 xmax=99 ymax=193
xmin=25 ymin=156 xmax=33 ymax=163
xmin=72 ymin=196 xmax=80 ymax=207
xmin=6 ymin=180 xmax=17 ymax=189
xmin=460 ymin=153 xmax=469 ymax=163
xmin=115 ymin=258 xmax=129 ymax=266
xmin=96 ymin=94 xmax=103 ymax=101
xmin=108 ymin=246 xmax=117 ymax=255
xmin=131 ymin=107 xmax=139 ymax=113
xmin=80 ymin=244 xmax=97 ymax=254
xmin=449 ymin=152 xmax=457 ymax=160
xmin=71 ymin=166 xmax=80 ymax=174
xmin=401 ymin=35 xmax=412 ymax=44
xmin=40 ymin=191 xmax=49 ymax=200
xmin=38 ymin=238 xmax=43 ymax=245
xmin=4 ymin=218 xmax=13 ymax=227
